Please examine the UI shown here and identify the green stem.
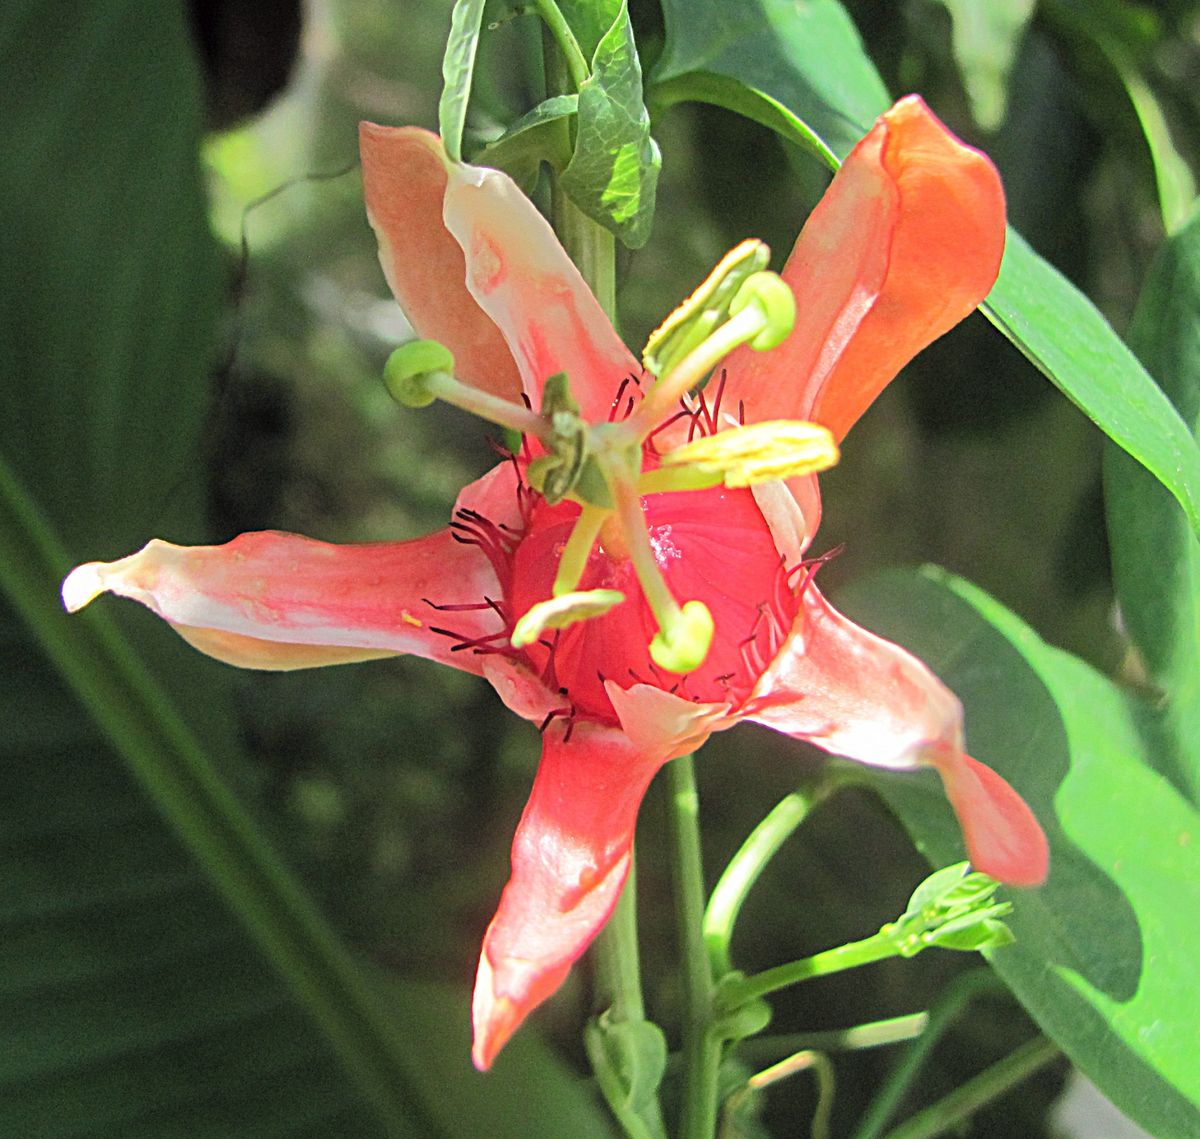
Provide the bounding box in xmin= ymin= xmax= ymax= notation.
xmin=878 ymin=1036 xmax=1061 ymax=1139
xmin=851 ymin=969 xmax=1003 ymax=1139
xmin=718 ymin=931 xmax=900 ymax=1010
xmin=667 ymin=756 xmax=723 ymax=1139
xmin=542 ymin=24 xmax=663 ymax=1135
xmin=703 ymin=790 xmax=815 ymax=976
xmin=534 ymin=0 xmax=590 ymax=91
xmin=593 ymin=852 xmax=648 ymax=1023
xmin=736 ymin=1012 xmax=931 ymax=1066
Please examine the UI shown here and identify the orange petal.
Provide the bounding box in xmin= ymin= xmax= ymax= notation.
xmin=62 ymin=525 xmax=501 ymax=675
xmin=360 ymin=123 xmax=523 ymax=402
xmin=723 ymin=95 xmax=1005 ymax=441
xmin=471 ymin=721 xmax=668 ymax=1070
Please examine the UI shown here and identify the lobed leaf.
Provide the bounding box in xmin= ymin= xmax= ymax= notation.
xmin=840 ymin=568 xmax=1200 ymax=1139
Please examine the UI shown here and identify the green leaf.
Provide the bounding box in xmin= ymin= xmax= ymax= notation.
xmin=650 ymin=0 xmax=890 ymax=167
xmin=934 ymin=0 xmax=1036 ymax=131
xmin=1046 ymin=0 xmax=1195 ymax=234
xmin=439 ymin=0 xmax=488 ymax=163
xmin=981 ymin=229 xmax=1200 ymax=541
xmin=557 ymin=0 xmax=622 ymax=60
xmin=476 ymin=94 xmax=577 ymax=190
xmin=648 ymin=0 xmax=1200 ymax=541
xmin=561 ymin=2 xmax=660 ymax=249
xmin=0 ymin=2 xmax=392 ymax=1131
xmin=839 ymin=568 xmax=1200 ymax=1139
xmin=1104 ymin=208 xmax=1200 ymax=803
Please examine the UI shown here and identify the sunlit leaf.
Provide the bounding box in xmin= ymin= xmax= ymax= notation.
xmin=562 ymin=1 xmax=660 ymax=248
xmin=651 ymin=0 xmax=889 ymax=166
xmin=439 ymin=0 xmax=488 ymax=162
xmin=649 ymin=0 xmax=1200 ymax=540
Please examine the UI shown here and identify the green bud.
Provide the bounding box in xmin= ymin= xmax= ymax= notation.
xmin=884 ymin=862 xmax=1015 ymax=958
xmin=383 ymin=340 xmax=455 ymax=408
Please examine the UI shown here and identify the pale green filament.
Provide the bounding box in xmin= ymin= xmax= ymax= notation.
xmin=608 ymin=464 xmax=714 ymax=674
xmin=625 ymin=273 xmax=795 ymax=444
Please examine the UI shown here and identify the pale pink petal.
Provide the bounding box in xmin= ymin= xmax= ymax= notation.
xmin=360 ymin=123 xmax=523 ymax=402
xmin=722 ymin=96 xmax=1005 ymax=442
xmin=471 ymin=720 xmax=668 ymax=1069
xmin=61 ymin=527 xmax=501 ymax=676
xmin=926 ymin=749 xmax=1049 ymax=886
xmin=750 ymin=475 xmax=821 ymax=564
xmin=606 ymin=681 xmax=734 ymax=757
xmin=442 ymin=161 xmax=641 ymax=421
xmin=744 ymin=583 xmax=964 ymax=769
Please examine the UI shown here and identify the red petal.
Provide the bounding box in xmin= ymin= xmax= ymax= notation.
xmin=723 ymin=95 xmax=1005 ymax=441
xmin=926 ymin=750 xmax=1049 ymax=886
xmin=62 ymin=526 xmax=501 ymax=675
xmin=745 ymin=583 xmax=964 ymax=768
xmin=471 ymin=722 xmax=667 ymax=1069
xmin=360 ymin=123 xmax=523 ymax=402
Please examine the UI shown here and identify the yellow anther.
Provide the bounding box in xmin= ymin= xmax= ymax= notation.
xmin=642 ymin=239 xmax=770 ymax=377
xmin=661 ymin=420 xmax=839 ymax=487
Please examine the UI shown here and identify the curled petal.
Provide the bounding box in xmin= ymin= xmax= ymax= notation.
xmin=471 ymin=721 xmax=668 ymax=1070
xmin=360 ymin=123 xmax=523 ymax=402
xmin=746 ymin=586 xmax=1047 ymax=886
xmin=926 ymin=749 xmax=1049 ymax=887
xmin=62 ymin=527 xmax=501 ymax=675
xmin=723 ymin=95 xmax=1005 ymax=441
xmin=442 ymin=159 xmax=641 ymax=422
xmin=606 ymin=681 xmax=733 ymax=758
xmin=745 ymin=583 xmax=964 ymax=768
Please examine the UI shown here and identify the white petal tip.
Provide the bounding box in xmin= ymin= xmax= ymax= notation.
xmin=61 ymin=563 xmax=108 ymax=613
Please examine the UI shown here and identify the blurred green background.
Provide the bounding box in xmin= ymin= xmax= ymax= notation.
xmin=4 ymin=0 xmax=1198 ymax=1134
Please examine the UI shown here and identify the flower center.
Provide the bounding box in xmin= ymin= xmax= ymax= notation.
xmin=508 ymin=481 xmax=799 ymax=722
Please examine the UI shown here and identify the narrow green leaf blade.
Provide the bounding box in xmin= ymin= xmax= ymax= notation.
xmin=439 ymin=0 xmax=488 ymax=162
xmin=562 ymin=2 xmax=660 ymax=248
xmin=934 ymin=0 xmax=1036 ymax=130
xmin=840 ymin=568 xmax=1200 ymax=1139
xmin=982 ymin=229 xmax=1200 ymax=539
